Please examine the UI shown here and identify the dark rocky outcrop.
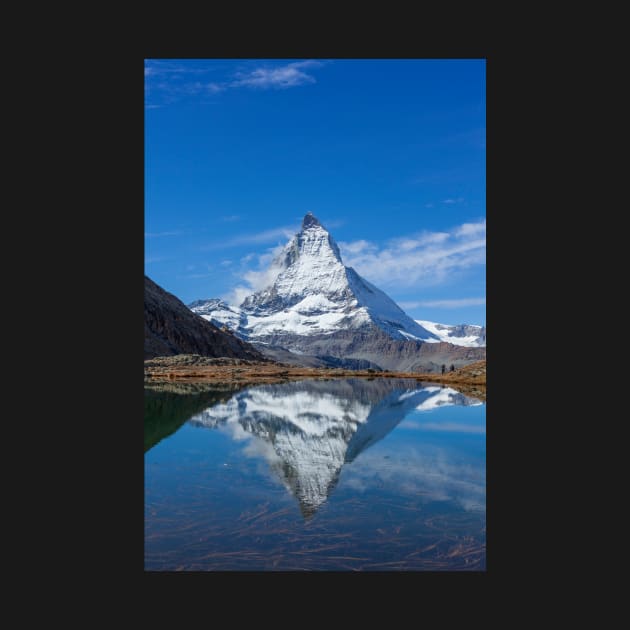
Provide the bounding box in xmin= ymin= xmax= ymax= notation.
xmin=144 ymin=276 xmax=266 ymax=361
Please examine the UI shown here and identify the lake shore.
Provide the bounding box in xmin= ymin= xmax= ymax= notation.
xmin=145 ymin=356 xmax=486 ymax=401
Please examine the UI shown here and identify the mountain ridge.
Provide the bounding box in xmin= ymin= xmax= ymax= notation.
xmin=144 ymin=275 xmax=266 ymax=361
xmin=415 ymin=320 xmax=486 ymax=347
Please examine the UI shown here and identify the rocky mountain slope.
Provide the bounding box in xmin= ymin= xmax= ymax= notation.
xmin=144 ymin=275 xmax=266 ymax=361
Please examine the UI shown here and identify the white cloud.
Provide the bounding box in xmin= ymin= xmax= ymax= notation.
xmin=339 ymin=219 xmax=485 ymax=289
xmin=226 ymin=285 xmax=254 ymax=305
xmin=343 ymin=446 xmax=485 ymax=513
xmin=231 ymin=60 xmax=324 ymax=90
xmin=145 ymin=60 xmax=327 ymax=107
xmin=388 ymin=232 xmax=450 ymax=250
xmin=454 ymin=221 xmax=485 ymax=238
xmin=221 ymin=214 xmax=241 ymax=222
xmin=399 ymin=297 xmax=486 ymax=309
xmin=220 ymin=260 xmax=232 ymax=267
xmin=203 ymin=225 xmax=298 ymax=250
xmin=337 ymin=239 xmax=376 ymax=255
xmin=241 ymin=244 xmax=285 ymax=291
xmin=289 ymin=60 xmax=323 ymax=69
xmin=443 ymin=197 xmax=465 ymax=204
xmin=223 ymin=243 xmax=286 ymax=305
xmin=144 ymin=61 xmax=219 ymax=77
xmin=231 ymin=226 xmax=297 ymax=246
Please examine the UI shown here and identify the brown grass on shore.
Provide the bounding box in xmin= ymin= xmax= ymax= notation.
xmin=145 ymin=357 xmax=486 ymax=401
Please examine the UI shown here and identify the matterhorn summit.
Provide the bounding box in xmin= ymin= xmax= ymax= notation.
xmin=190 ymin=213 xmax=485 ymax=371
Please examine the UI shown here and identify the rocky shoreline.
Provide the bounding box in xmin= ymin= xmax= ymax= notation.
xmin=145 ymin=355 xmax=486 ymax=401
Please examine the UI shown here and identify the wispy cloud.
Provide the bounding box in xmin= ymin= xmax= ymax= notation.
xmin=453 ymin=221 xmax=485 ymax=238
xmin=221 ymin=215 xmax=241 ymax=222
xmin=144 ymin=61 xmax=221 ymax=77
xmin=202 ymin=224 xmax=298 ymax=250
xmin=442 ymin=197 xmax=465 ymax=204
xmin=145 ymin=230 xmax=183 ymax=238
xmin=342 ymin=446 xmax=485 ymax=513
xmin=399 ymin=297 xmax=486 ymax=309
xmin=338 ymin=239 xmax=376 ymax=255
xmin=231 ymin=60 xmax=324 ymax=90
xmin=145 ymin=60 xmax=327 ymax=107
xmin=223 ymin=243 xmax=287 ymax=305
xmin=338 ymin=219 xmax=485 ymax=290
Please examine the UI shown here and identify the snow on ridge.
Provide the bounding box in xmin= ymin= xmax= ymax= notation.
xmin=415 ymin=387 xmax=483 ymax=411
xmin=414 ymin=319 xmax=486 ymax=347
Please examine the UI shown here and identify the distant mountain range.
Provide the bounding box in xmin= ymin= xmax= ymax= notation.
xmin=414 ymin=320 xmax=486 ymax=348
xmin=144 ymin=275 xmax=265 ymax=361
xmin=189 ymin=213 xmax=485 ymax=372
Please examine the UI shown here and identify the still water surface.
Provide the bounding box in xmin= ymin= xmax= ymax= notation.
xmin=145 ymin=378 xmax=485 ymax=571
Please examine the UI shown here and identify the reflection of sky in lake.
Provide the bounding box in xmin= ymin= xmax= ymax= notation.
xmin=186 ymin=379 xmax=485 ymax=517
xmin=145 ymin=378 xmax=485 ymax=570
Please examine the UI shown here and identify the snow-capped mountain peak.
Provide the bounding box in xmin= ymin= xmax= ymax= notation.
xmin=302 ymin=210 xmax=321 ymax=229
xmin=241 ymin=213 xmax=346 ymax=313
xmin=196 ymin=213 xmax=438 ymax=345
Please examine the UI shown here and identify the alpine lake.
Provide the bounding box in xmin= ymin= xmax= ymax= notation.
xmin=145 ymin=377 xmax=485 ymax=571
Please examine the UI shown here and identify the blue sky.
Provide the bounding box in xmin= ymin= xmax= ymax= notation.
xmin=145 ymin=59 xmax=485 ymax=326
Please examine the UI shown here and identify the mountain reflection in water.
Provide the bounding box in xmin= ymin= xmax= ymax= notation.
xmin=186 ymin=378 xmax=482 ymax=518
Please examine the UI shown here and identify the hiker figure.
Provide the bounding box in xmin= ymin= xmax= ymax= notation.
xmin=441 ymin=364 xmax=446 ymax=375
xmin=450 ymin=364 xmax=455 ymax=372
